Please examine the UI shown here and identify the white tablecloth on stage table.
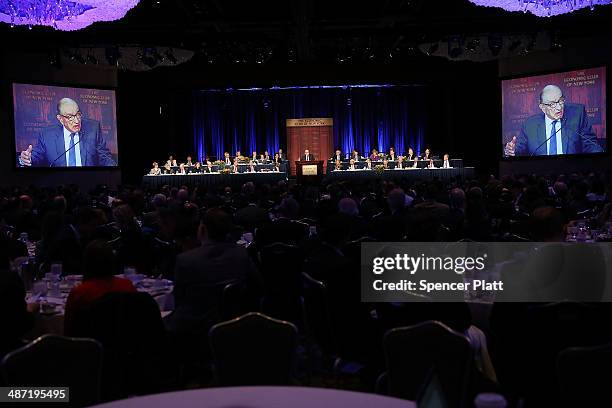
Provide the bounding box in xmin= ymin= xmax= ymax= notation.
xmin=89 ymin=386 xmax=416 ymax=408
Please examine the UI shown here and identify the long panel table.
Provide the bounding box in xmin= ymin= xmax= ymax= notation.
xmin=143 ymin=171 xmax=288 ymax=189
xmin=325 ymin=167 xmax=475 ymax=182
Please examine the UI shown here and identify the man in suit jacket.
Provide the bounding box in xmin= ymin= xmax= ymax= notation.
xmin=278 ymin=149 xmax=286 ymax=161
xmin=505 ymin=85 xmax=603 ymax=157
xmin=19 ymin=98 xmax=116 ymax=167
xmin=301 ymin=149 xmax=315 ymax=161
xmin=330 ymin=148 xmax=343 ymax=162
xmin=168 ymin=208 xmax=260 ymax=333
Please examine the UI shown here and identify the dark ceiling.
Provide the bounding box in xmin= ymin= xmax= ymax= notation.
xmin=2 ymin=0 xmax=612 ymax=64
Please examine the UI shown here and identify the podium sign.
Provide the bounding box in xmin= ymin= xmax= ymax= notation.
xmin=301 ymin=164 xmax=318 ymax=176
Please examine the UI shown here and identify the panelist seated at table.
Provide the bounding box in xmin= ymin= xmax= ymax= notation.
xmin=370 ymin=149 xmax=383 ymax=161
xmin=250 ymin=151 xmax=258 ymax=162
xmin=273 ymin=153 xmax=282 ymax=165
xmin=348 ymin=159 xmax=358 ymax=170
xmin=166 ymin=155 xmax=178 ymax=167
xmin=176 ymin=163 xmax=187 ymax=174
xmin=184 ymin=156 xmax=194 ymax=167
xmin=301 ymin=149 xmax=316 ymax=161
xmin=330 ymin=148 xmax=344 ymax=162
xmin=411 ymin=156 xmax=419 ymax=168
xmin=442 ymin=154 xmax=452 ymax=168
xmin=205 ymin=160 xmax=214 ymax=172
xmin=406 ymin=147 xmax=416 ymax=161
xmin=427 ymin=159 xmax=436 ymax=169
xmin=364 ymin=157 xmax=373 ymax=170
xmin=333 ymin=159 xmax=342 ymax=171
xmin=163 ymin=162 xmax=173 ymax=174
xmin=394 ymin=156 xmax=406 ymax=169
xmin=277 ymin=148 xmax=286 ymax=161
xmin=388 ymin=147 xmax=398 ymax=162
xmin=351 ymin=149 xmax=361 ymax=162
xmin=223 ymin=152 xmax=232 ymax=165
xmin=190 ymin=162 xmax=202 ymax=173
xmin=422 ymin=148 xmax=432 ymax=161
xmin=149 ymin=162 xmax=161 ymax=175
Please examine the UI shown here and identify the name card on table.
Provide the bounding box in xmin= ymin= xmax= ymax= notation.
xmin=302 ymin=164 xmax=318 ymax=175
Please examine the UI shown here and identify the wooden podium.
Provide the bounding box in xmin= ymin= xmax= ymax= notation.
xmin=295 ymin=160 xmax=324 ymax=183
xmin=286 ymin=118 xmax=333 ymax=176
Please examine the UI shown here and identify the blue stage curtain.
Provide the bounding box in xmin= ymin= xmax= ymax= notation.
xmin=192 ymin=85 xmax=426 ymax=162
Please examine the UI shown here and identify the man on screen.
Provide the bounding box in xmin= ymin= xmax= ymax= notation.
xmin=19 ymin=98 xmax=116 ymax=167
xmin=504 ymin=84 xmax=603 ymax=157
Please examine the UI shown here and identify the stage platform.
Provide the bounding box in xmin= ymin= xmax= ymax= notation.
xmin=324 ymin=167 xmax=475 ymax=182
xmin=143 ymin=171 xmax=288 ymax=189
xmin=142 ymin=167 xmax=475 ymax=189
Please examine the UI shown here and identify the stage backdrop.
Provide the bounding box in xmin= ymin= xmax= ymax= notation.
xmin=192 ymin=85 xmax=426 ymax=162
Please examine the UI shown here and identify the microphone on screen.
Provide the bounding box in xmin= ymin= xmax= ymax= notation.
xmin=49 ymin=136 xmax=84 ymax=167
xmin=530 ymin=119 xmax=565 ymax=157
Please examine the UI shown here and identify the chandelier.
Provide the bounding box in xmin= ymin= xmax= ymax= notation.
xmin=0 ymin=0 xmax=140 ymax=30
xmin=469 ymin=0 xmax=612 ymax=17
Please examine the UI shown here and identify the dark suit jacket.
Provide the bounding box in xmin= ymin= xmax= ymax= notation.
xmin=301 ymin=154 xmax=316 ymax=161
xmin=515 ymin=103 xmax=603 ymax=156
xmin=29 ymin=118 xmax=116 ymax=167
xmin=168 ymin=240 xmax=258 ymax=332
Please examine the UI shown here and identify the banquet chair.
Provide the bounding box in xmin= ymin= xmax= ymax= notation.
xmin=302 ymin=272 xmax=335 ymax=366
xmin=518 ymin=302 xmax=612 ymax=406
xmin=557 ymin=342 xmax=612 ymax=408
xmin=221 ymin=280 xmax=257 ymax=320
xmin=70 ymin=292 xmax=173 ymax=400
xmin=379 ymin=320 xmax=473 ymax=407
xmin=209 ymin=312 xmax=298 ymax=386
xmin=1 ymin=334 xmax=102 ymax=408
xmin=259 ymin=242 xmax=304 ymax=326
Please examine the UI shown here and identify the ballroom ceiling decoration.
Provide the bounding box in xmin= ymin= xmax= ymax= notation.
xmin=469 ymin=0 xmax=612 ymax=17
xmin=0 ymin=0 xmax=140 ymax=30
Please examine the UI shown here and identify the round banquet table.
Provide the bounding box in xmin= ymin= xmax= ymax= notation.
xmin=88 ymin=386 xmax=415 ymax=408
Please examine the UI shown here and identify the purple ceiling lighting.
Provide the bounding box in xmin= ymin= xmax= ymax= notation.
xmin=469 ymin=0 xmax=612 ymax=17
xmin=0 ymin=0 xmax=140 ymax=30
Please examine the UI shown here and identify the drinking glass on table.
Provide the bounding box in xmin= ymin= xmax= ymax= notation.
xmin=32 ymin=280 xmax=48 ymax=312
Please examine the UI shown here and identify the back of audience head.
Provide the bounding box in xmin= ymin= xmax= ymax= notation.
xmin=531 ymin=206 xmax=564 ymax=242
xmin=83 ymin=240 xmax=116 ymax=280
xmin=200 ymin=208 xmax=231 ymax=242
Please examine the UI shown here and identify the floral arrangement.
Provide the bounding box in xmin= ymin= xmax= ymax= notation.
xmin=222 ymin=168 xmax=232 ymax=174
xmin=213 ymin=160 xmax=225 ymax=166
xmin=374 ymin=164 xmax=385 ymax=175
xmin=236 ymin=155 xmax=249 ymax=163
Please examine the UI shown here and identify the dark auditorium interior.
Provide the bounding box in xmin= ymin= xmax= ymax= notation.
xmin=2 ymin=1 xmax=612 ymax=407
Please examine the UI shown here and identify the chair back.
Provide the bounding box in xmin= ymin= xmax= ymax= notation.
xmin=1 ymin=334 xmax=102 ymax=407
xmin=382 ymin=320 xmax=472 ymax=407
xmin=557 ymin=342 xmax=612 ymax=408
xmin=70 ymin=292 xmax=169 ymax=399
xmin=209 ymin=312 xmax=297 ymax=386
xmin=302 ymin=272 xmax=335 ymax=355
xmin=259 ymin=243 xmax=304 ymax=325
